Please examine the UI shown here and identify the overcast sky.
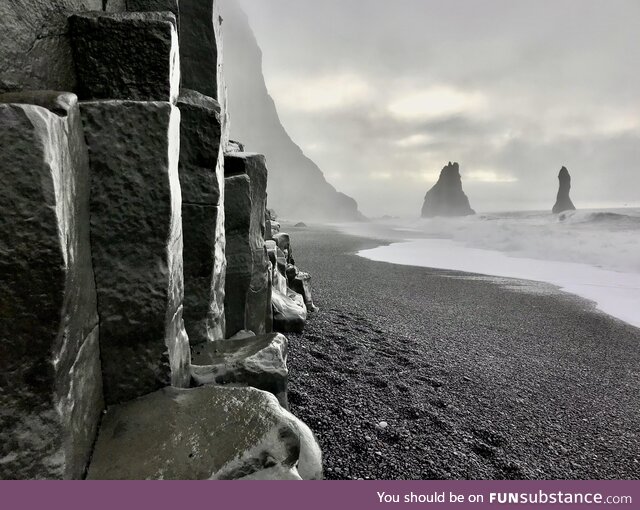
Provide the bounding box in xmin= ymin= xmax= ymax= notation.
xmin=237 ymin=0 xmax=640 ymax=216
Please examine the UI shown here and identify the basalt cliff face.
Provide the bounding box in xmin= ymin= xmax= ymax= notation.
xmin=0 ymin=0 xmax=321 ymax=480
xmin=219 ymin=0 xmax=364 ymax=223
xmin=552 ymin=166 xmax=577 ymax=214
xmin=421 ymin=162 xmax=476 ymax=218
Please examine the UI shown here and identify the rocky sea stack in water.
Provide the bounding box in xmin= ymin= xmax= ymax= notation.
xmin=421 ymin=162 xmax=475 ymax=218
xmin=552 ymin=166 xmax=577 ymax=214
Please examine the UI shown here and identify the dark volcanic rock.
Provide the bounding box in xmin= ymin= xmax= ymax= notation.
xmin=178 ymin=0 xmax=229 ymax=147
xmin=69 ymin=11 xmax=180 ymax=102
xmin=177 ymin=91 xmax=223 ymax=203
xmin=191 ymin=332 xmax=289 ymax=407
xmin=179 ymin=0 xmax=226 ymax=108
xmin=272 ymin=289 xmax=308 ymax=334
xmin=80 ymin=100 xmax=190 ymax=405
xmin=178 ymin=90 xmax=226 ymax=343
xmin=87 ymin=386 xmax=322 ymax=480
xmin=421 ymin=162 xmax=475 ymax=218
xmin=273 ymin=233 xmax=293 ymax=263
xmin=219 ymin=0 xmax=363 ymax=222
xmin=228 ymin=140 xmax=245 ymax=152
xmin=552 ymin=166 xmax=577 ymax=214
xmin=126 ymin=0 xmax=179 ymax=18
xmin=181 ymin=205 xmax=226 ymax=342
xmin=104 ymin=0 xmax=126 ymax=11
xmin=266 ymin=220 xmax=281 ymax=240
xmin=0 ymin=92 xmax=103 ymax=479
xmin=0 ymin=0 xmax=103 ymax=94
xmin=224 ymin=174 xmax=253 ymax=336
xmin=224 ymin=153 xmax=271 ymax=338
xmin=288 ymin=270 xmax=319 ymax=313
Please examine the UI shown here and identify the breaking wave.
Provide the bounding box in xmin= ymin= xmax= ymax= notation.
xmin=343 ymin=208 xmax=640 ymax=329
xmin=348 ymin=208 xmax=640 ymax=275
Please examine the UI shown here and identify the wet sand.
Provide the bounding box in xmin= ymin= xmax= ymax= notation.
xmin=284 ymin=224 xmax=640 ymax=480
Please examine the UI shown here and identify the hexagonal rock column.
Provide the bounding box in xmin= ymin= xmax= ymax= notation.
xmin=179 ymin=0 xmax=225 ymax=103
xmin=80 ymin=100 xmax=190 ymax=405
xmin=0 ymin=92 xmax=103 ymax=480
xmin=191 ymin=333 xmax=289 ymax=407
xmin=178 ymin=90 xmax=226 ymax=344
xmin=86 ymin=386 xmax=322 ymax=480
xmin=179 ymin=0 xmax=229 ymax=145
xmin=224 ymin=153 xmax=271 ymax=338
xmin=69 ymin=11 xmax=180 ymax=103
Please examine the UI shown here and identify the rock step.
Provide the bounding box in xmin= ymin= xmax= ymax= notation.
xmin=191 ymin=333 xmax=289 ymax=408
xmin=288 ymin=268 xmax=319 ymax=313
xmin=86 ymin=386 xmax=322 ymax=480
xmin=272 ymin=288 xmax=307 ymax=334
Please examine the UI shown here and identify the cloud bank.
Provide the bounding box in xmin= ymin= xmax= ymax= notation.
xmin=237 ymin=0 xmax=640 ymax=216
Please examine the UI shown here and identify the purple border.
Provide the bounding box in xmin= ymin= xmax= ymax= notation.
xmin=1 ymin=480 xmax=638 ymax=510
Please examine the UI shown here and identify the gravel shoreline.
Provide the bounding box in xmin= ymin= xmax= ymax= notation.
xmin=284 ymin=224 xmax=640 ymax=480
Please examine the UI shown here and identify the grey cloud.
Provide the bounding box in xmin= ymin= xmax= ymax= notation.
xmin=236 ymin=0 xmax=640 ymax=216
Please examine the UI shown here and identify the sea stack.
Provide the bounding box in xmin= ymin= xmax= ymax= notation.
xmin=421 ymin=162 xmax=475 ymax=218
xmin=552 ymin=166 xmax=576 ymax=214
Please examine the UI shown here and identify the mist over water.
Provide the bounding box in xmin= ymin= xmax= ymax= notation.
xmin=346 ymin=208 xmax=640 ymax=273
xmin=340 ymin=208 xmax=640 ymax=328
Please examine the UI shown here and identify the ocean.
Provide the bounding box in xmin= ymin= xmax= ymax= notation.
xmin=337 ymin=208 xmax=640 ymax=329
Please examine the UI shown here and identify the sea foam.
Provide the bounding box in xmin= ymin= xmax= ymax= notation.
xmin=339 ymin=208 xmax=640 ymax=330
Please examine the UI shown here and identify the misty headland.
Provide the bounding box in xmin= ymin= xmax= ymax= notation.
xmin=224 ymin=0 xmax=640 ymax=480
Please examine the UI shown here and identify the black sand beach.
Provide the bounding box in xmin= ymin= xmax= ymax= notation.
xmin=285 ymin=224 xmax=640 ymax=480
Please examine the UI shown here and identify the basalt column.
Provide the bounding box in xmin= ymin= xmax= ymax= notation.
xmin=0 ymin=92 xmax=103 ymax=479
xmin=178 ymin=90 xmax=226 ymax=344
xmin=224 ymin=153 xmax=271 ymax=337
xmin=70 ymin=11 xmax=180 ymax=102
xmin=179 ymin=0 xmax=229 ymax=146
xmin=72 ymin=11 xmax=190 ymax=404
xmin=80 ymin=101 xmax=189 ymax=405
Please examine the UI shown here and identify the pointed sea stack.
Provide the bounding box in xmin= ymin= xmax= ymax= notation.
xmin=421 ymin=162 xmax=475 ymax=218
xmin=552 ymin=166 xmax=576 ymax=214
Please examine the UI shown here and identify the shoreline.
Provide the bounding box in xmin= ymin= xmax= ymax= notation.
xmin=329 ymin=217 xmax=640 ymax=331
xmin=356 ymin=238 xmax=640 ymax=331
xmin=285 ymin=223 xmax=640 ymax=480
